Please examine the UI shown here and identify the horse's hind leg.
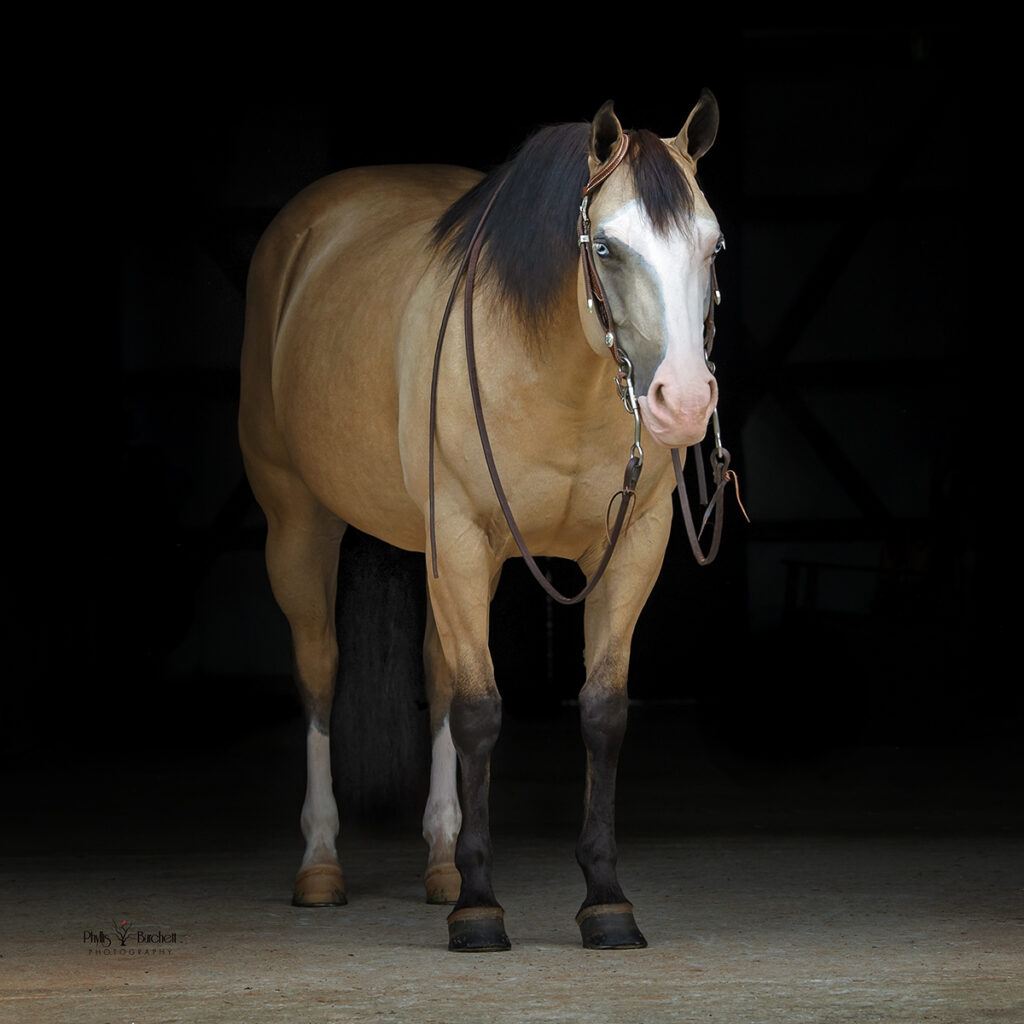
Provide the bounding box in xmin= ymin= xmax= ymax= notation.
xmin=421 ymin=601 xmax=462 ymax=904
xmin=260 ymin=484 xmax=347 ymax=906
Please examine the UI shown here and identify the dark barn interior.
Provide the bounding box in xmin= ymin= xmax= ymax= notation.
xmin=3 ymin=22 xmax=1018 ymax=1023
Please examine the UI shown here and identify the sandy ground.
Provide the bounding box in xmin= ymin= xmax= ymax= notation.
xmin=2 ymin=702 xmax=1022 ymax=1023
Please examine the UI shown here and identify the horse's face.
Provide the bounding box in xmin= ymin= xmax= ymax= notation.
xmin=578 ymin=95 xmax=722 ymax=450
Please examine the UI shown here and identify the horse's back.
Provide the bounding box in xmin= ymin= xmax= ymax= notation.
xmin=239 ymin=164 xmax=482 ymax=549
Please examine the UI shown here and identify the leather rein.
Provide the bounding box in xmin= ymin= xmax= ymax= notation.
xmin=428 ymin=132 xmax=741 ymax=605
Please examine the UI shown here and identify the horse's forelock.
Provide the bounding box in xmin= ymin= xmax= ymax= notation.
xmin=626 ymin=128 xmax=695 ymax=233
xmin=431 ymin=122 xmax=694 ymax=341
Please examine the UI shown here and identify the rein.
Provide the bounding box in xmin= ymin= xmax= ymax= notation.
xmin=670 ymin=258 xmax=747 ymax=567
xmin=580 ymin=139 xmax=747 ymax=568
xmin=428 ymin=133 xmax=741 ymax=602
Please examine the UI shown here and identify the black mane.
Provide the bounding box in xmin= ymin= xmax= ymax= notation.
xmin=431 ymin=123 xmax=695 ymax=340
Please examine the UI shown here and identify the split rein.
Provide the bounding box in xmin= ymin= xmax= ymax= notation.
xmin=428 ymin=134 xmax=744 ymax=605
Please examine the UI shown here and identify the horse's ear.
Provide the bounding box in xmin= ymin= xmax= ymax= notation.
xmin=589 ymin=100 xmax=624 ymax=173
xmin=671 ymin=89 xmax=719 ymax=166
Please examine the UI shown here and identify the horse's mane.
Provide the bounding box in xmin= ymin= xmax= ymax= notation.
xmin=431 ymin=123 xmax=695 ymax=341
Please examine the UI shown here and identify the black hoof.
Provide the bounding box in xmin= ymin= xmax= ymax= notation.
xmin=576 ymin=902 xmax=648 ymax=950
xmin=447 ymin=906 xmax=511 ymax=952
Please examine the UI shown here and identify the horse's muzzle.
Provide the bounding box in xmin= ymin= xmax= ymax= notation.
xmin=638 ymin=373 xmax=717 ymax=448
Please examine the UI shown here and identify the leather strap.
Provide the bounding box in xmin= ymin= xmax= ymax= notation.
xmin=673 ymin=446 xmax=725 ymax=565
xmin=429 ymin=136 xmax=640 ymax=604
xmin=577 ymin=132 xmax=630 ymax=363
xmin=427 ymin=130 xmax=737 ymax=599
xmin=461 ymin=216 xmax=642 ymax=605
xmin=428 ymin=180 xmax=505 ymax=580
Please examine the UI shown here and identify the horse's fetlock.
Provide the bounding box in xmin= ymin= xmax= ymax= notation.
xmin=576 ymin=834 xmax=617 ymax=869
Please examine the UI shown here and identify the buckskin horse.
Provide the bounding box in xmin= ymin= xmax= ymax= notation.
xmin=239 ymin=90 xmax=732 ymax=951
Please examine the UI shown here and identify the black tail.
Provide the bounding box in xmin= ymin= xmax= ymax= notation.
xmin=331 ymin=529 xmax=431 ymax=825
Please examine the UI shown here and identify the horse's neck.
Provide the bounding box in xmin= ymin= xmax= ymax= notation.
xmin=473 ymin=276 xmax=614 ymax=422
xmin=539 ymin=288 xmax=612 ymax=403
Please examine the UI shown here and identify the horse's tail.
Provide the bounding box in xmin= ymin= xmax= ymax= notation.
xmin=331 ymin=529 xmax=431 ymax=825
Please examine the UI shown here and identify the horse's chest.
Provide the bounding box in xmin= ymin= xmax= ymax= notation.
xmin=483 ymin=416 xmax=643 ymax=548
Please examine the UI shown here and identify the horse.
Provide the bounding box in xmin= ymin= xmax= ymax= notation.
xmin=238 ymin=91 xmax=729 ymax=952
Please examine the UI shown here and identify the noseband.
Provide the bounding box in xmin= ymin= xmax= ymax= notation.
xmin=428 ymin=132 xmax=742 ymax=602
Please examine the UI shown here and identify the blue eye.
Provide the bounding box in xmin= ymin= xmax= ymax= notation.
xmin=713 ymin=237 xmax=726 ymax=258
xmin=594 ymin=240 xmax=610 ymax=258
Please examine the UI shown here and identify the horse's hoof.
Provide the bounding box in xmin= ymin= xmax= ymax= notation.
xmin=292 ymin=863 xmax=346 ymax=907
xmin=576 ymin=902 xmax=647 ymax=949
xmin=447 ymin=905 xmax=511 ymax=952
xmin=425 ymin=864 xmax=461 ymax=904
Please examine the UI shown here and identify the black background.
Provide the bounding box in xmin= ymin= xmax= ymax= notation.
xmin=4 ymin=22 xmax=1009 ymax=820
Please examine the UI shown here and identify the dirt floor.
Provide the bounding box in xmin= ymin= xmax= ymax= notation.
xmin=2 ymin=698 xmax=1022 ymax=1024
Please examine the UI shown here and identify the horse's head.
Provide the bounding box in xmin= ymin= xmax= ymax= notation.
xmin=577 ymin=93 xmax=723 ymax=450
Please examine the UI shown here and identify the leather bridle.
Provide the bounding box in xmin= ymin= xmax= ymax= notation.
xmin=577 ymin=131 xmax=632 ymax=367
xmin=427 ymin=131 xmax=741 ymax=603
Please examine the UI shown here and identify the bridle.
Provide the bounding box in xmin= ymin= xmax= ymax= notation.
xmin=428 ymin=131 xmax=743 ymax=605
xmin=578 ymin=134 xmax=745 ymax=567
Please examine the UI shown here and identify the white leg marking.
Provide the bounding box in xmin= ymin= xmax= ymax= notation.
xmin=422 ymin=715 xmax=461 ymax=863
xmin=300 ymin=725 xmax=340 ymax=869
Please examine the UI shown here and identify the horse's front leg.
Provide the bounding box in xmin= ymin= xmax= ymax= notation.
xmin=426 ymin=531 xmax=510 ymax=952
xmin=575 ymin=660 xmax=645 ymax=948
xmin=446 ymin=677 xmax=506 ymax=951
xmin=575 ymin=505 xmax=674 ymax=949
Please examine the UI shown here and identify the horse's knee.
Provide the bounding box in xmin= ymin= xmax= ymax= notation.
xmin=449 ymin=693 xmax=502 ymax=760
xmin=578 ymin=682 xmax=628 ymax=753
